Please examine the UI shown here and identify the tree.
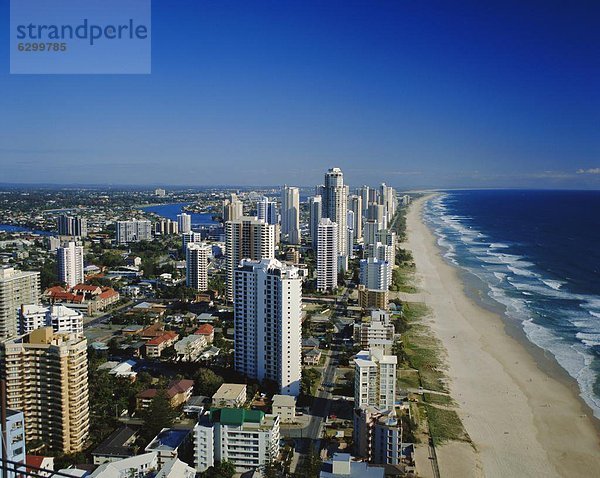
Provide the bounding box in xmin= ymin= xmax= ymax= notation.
xmin=141 ymin=389 xmax=177 ymax=440
xmin=193 ymin=367 xmax=224 ymax=396
xmin=201 ymin=460 xmax=236 ymax=478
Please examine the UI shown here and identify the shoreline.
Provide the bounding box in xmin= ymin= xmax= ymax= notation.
xmin=405 ymin=195 xmax=600 ymax=477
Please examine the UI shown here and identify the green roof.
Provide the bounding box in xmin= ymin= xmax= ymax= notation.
xmin=210 ymin=407 xmax=264 ymax=426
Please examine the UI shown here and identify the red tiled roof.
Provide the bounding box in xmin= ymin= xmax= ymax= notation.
xmin=146 ymin=331 xmax=178 ymax=346
xmin=45 ymin=286 xmax=66 ymax=295
xmin=72 ymin=284 xmax=101 ymax=292
xmin=99 ymin=289 xmax=119 ymax=299
xmin=168 ymin=379 xmax=194 ymax=394
xmin=137 ymin=388 xmax=158 ymax=399
xmin=26 ymin=455 xmax=45 ymax=469
xmin=195 ymin=324 xmax=214 ymax=335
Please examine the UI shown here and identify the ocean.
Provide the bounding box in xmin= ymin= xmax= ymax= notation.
xmin=423 ymin=190 xmax=600 ymax=418
xmin=140 ymin=202 xmax=218 ymax=227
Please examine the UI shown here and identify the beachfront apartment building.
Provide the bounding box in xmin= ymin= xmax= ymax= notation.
xmin=359 ymin=257 xmax=391 ymax=291
xmin=353 ymin=407 xmax=414 ymax=467
xmin=0 ymin=328 xmax=89 ymax=453
xmin=0 ymin=266 xmax=40 ymax=339
xmin=116 ymin=220 xmax=152 ymax=244
xmin=234 ymin=258 xmax=302 ymax=396
xmin=193 ymin=408 xmax=280 ymax=472
xmin=354 ymin=348 xmax=397 ymax=411
xmin=20 ymin=304 xmax=84 ymax=337
xmin=317 ymin=218 xmax=338 ymax=292
xmin=355 ymin=310 xmax=395 ymax=351
xmin=57 ymin=241 xmax=84 ymax=288
xmin=186 ymin=243 xmax=210 ymax=291
xmin=225 ymin=216 xmax=275 ymax=301
xmin=349 ymin=195 xmax=363 ymax=241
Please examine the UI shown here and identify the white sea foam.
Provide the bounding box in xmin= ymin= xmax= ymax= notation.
xmin=540 ymin=279 xmax=565 ymax=291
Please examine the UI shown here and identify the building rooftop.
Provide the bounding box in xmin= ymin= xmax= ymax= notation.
xmin=145 ymin=428 xmax=190 ymax=452
xmin=92 ymin=426 xmax=137 ymax=458
xmin=320 ymin=453 xmax=385 ymax=478
xmin=195 ymin=323 xmax=214 ymax=335
xmin=272 ymin=394 xmax=296 ymax=407
xmin=210 ymin=408 xmax=264 ymax=426
xmin=212 ymin=383 xmax=246 ymax=401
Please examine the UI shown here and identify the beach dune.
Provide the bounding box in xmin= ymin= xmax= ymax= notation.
xmin=406 ymin=195 xmax=600 ymax=478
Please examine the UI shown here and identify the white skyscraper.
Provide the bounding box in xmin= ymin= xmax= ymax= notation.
xmin=359 ymin=257 xmax=391 ymax=291
xmin=317 ymin=218 xmax=338 ymax=292
xmin=280 ymin=186 xmax=300 ymax=245
xmin=225 ymin=217 xmax=275 ymax=301
xmin=308 ymin=195 xmax=322 ymax=249
xmin=349 ymin=194 xmax=363 ymax=240
xmin=365 ymin=241 xmax=394 ymax=284
xmin=182 ymin=231 xmax=203 ymax=254
xmin=57 ymin=241 xmax=84 ymax=288
xmin=186 ymin=243 xmax=210 ymax=291
xmin=116 ymin=220 xmax=152 ymax=244
xmin=0 ymin=267 xmax=40 ymax=339
xmin=178 ymin=213 xmax=192 ymax=234
xmin=322 ymin=168 xmax=349 ymax=256
xmin=256 ymin=196 xmax=278 ymax=225
xmin=234 ymin=258 xmax=302 ymax=396
xmin=354 ymin=347 xmax=397 ymax=411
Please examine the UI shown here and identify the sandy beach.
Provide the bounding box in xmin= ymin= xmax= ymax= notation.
xmin=405 ymin=195 xmax=600 ymax=477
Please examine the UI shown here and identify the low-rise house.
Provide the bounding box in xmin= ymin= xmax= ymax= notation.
xmin=137 ymin=379 xmax=195 ymax=410
xmin=304 ymin=348 xmax=322 ymax=366
xmin=272 ymin=394 xmax=296 ymax=423
xmin=174 ymin=335 xmax=207 ymax=361
xmin=89 ymin=452 xmax=158 ymax=477
xmin=146 ymin=331 xmax=179 ymax=358
xmin=26 ymin=455 xmax=54 ymax=478
xmin=194 ymin=324 xmax=214 ymax=343
xmin=91 ymin=427 xmax=138 ymax=465
xmin=212 ymin=383 xmax=247 ymax=408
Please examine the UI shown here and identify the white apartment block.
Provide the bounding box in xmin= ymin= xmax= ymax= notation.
xmin=57 ymin=241 xmax=84 ymax=288
xmin=194 ymin=409 xmax=280 ymax=472
xmin=354 ymin=348 xmax=397 ymax=411
xmin=177 ymin=213 xmax=192 ymax=234
xmin=359 ymin=257 xmax=391 ymax=291
xmin=281 ymin=186 xmax=300 ymax=245
xmin=365 ymin=242 xmax=394 ymax=284
xmin=20 ymin=304 xmax=84 ymax=337
xmin=309 ymin=195 xmax=322 ymax=249
xmin=0 ymin=267 xmax=40 ymax=339
xmin=186 ymin=243 xmax=210 ymax=291
xmin=182 ymin=231 xmax=203 ymax=254
xmin=363 ymin=219 xmax=381 ymax=246
xmin=317 ymin=218 xmax=338 ymax=292
xmin=0 ymin=409 xmax=26 ymax=478
xmin=349 ymin=194 xmax=363 ymax=240
xmin=212 ymin=383 xmax=247 ymax=408
xmin=355 ymin=309 xmax=395 ymax=351
xmin=234 ymin=258 xmax=302 ymax=396
xmin=256 ymin=196 xmax=278 ymax=225
xmin=225 ymin=217 xmax=275 ymax=301
xmin=322 ymin=167 xmax=349 ymax=256
xmin=116 ymin=220 xmax=152 ymax=244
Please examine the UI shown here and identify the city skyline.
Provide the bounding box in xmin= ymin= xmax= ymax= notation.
xmin=1 ymin=0 xmax=598 ymax=189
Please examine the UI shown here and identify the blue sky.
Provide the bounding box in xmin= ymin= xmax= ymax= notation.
xmin=1 ymin=0 xmax=598 ymax=189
